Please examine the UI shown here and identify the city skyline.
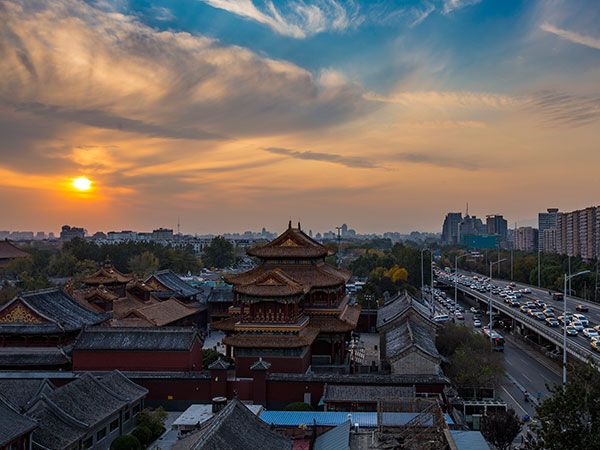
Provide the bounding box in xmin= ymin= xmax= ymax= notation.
xmin=1 ymin=0 xmax=599 ymax=234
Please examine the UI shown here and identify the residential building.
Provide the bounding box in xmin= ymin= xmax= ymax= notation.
xmin=538 ymin=208 xmax=559 ymax=252
xmin=486 ymin=215 xmax=508 ymax=247
xmin=555 ymin=206 xmax=600 ymax=259
xmin=542 ymin=227 xmax=557 ymax=253
xmin=441 ymin=213 xmax=462 ymax=244
xmin=152 ymin=227 xmax=174 ymax=240
xmin=514 ymin=227 xmax=538 ymax=252
xmin=60 ymin=225 xmax=85 ymax=241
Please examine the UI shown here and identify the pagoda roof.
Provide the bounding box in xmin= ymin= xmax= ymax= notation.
xmin=0 ymin=288 xmax=110 ymax=335
xmin=210 ymin=317 xmax=237 ymax=332
xmin=145 ymin=270 xmax=202 ymax=298
xmin=222 ymin=326 xmax=319 ymax=349
xmin=79 ymin=262 xmax=133 ymax=285
xmin=225 ymin=262 xmax=351 ymax=291
xmin=234 ymin=269 xmax=308 ymax=297
xmin=121 ymin=298 xmax=201 ymax=327
xmin=247 ymin=223 xmax=332 ymax=259
xmin=309 ymin=304 xmax=361 ymax=333
xmin=84 ymin=285 xmax=119 ymax=302
xmin=0 ymin=239 xmax=29 ymax=259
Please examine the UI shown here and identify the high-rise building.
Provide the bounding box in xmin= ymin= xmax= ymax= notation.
xmin=538 ymin=208 xmax=558 ymax=252
xmin=555 ymin=206 xmax=600 ymax=259
xmin=458 ymin=215 xmax=485 ymax=241
xmin=543 ymin=228 xmax=557 ymax=253
xmin=442 ymin=212 xmax=462 ymax=244
xmin=486 ymin=215 xmax=508 ymax=247
xmin=514 ymin=227 xmax=538 ymax=251
xmin=60 ymin=225 xmax=85 ymax=241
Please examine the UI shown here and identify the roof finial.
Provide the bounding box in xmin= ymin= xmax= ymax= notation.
xmin=297 ymin=221 xmax=301 ymax=230
xmin=288 ymin=220 xmax=292 ymax=229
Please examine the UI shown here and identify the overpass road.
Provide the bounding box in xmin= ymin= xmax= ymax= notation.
xmin=435 ymin=276 xmax=600 ymax=366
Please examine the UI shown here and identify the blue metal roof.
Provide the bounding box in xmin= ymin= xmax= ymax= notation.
xmin=259 ymin=411 xmax=454 ymax=428
xmin=450 ymin=430 xmax=490 ymax=450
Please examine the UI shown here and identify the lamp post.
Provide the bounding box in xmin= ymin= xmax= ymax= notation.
xmin=563 ymin=270 xmax=591 ymax=385
xmin=489 ymin=258 xmax=507 ymax=344
xmin=455 ymin=253 xmax=469 ymax=308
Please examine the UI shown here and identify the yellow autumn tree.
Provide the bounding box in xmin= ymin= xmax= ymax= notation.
xmin=385 ymin=265 xmax=408 ymax=283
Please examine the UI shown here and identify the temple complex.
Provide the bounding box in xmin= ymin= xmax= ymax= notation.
xmin=212 ymin=222 xmax=360 ymax=376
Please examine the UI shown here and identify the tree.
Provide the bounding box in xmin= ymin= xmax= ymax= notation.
xmin=0 ymin=281 xmax=17 ymax=305
xmin=202 ymin=236 xmax=235 ymax=268
xmin=481 ymin=408 xmax=521 ymax=450
xmin=110 ymin=435 xmax=141 ymax=450
xmin=284 ymin=402 xmax=314 ymax=411
xmin=202 ymin=349 xmax=234 ymax=369
xmin=533 ymin=359 xmax=600 ymax=450
xmin=48 ymin=252 xmax=78 ymax=277
xmin=2 ymin=256 xmax=33 ymax=277
xmin=131 ymin=425 xmax=153 ymax=448
xmin=136 ymin=407 xmax=168 ymax=440
xmin=128 ymin=251 xmax=159 ymax=277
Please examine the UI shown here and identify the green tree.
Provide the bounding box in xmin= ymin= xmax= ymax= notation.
xmin=203 ymin=236 xmax=235 ymax=268
xmin=0 ymin=281 xmax=17 ymax=305
xmin=110 ymin=435 xmax=141 ymax=450
xmin=481 ymin=408 xmax=522 ymax=450
xmin=128 ymin=251 xmax=159 ymax=277
xmin=202 ymin=349 xmax=234 ymax=369
xmin=15 ymin=272 xmax=54 ymax=291
xmin=136 ymin=407 xmax=168 ymax=440
xmin=3 ymin=256 xmax=33 ymax=277
xmin=131 ymin=425 xmax=153 ymax=448
xmin=284 ymin=402 xmax=314 ymax=411
xmin=48 ymin=252 xmax=78 ymax=277
xmin=533 ymin=359 xmax=600 ymax=450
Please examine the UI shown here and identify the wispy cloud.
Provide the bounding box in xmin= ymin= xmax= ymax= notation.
xmin=199 ymin=0 xmax=362 ymax=38
xmin=364 ymin=90 xmax=515 ymax=109
xmin=264 ymin=147 xmax=380 ymax=169
xmin=411 ymin=3 xmax=435 ymax=27
xmin=393 ymin=152 xmax=481 ymax=170
xmin=540 ymin=23 xmax=600 ymax=50
xmin=443 ymin=0 xmax=482 ymax=14
xmin=523 ymin=90 xmax=600 ymax=128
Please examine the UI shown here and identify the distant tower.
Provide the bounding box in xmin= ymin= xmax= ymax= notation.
xmin=177 ymin=216 xmax=181 ymax=235
xmin=466 ymin=202 xmax=469 ymax=217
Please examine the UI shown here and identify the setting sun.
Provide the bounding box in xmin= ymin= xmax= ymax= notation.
xmin=72 ymin=177 xmax=92 ymax=191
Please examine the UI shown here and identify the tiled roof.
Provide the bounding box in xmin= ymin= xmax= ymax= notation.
xmin=250 ymin=357 xmax=271 ymax=371
xmin=0 ymin=347 xmax=71 ymax=368
xmin=234 ymin=269 xmax=308 ymax=297
xmin=225 ymin=262 xmax=350 ymax=290
xmin=210 ymin=317 xmax=237 ymax=332
xmin=314 ymin=420 xmax=350 ymax=450
xmin=0 ymin=379 xmax=55 ymax=411
xmin=74 ymin=327 xmax=201 ymax=351
xmin=247 ymin=225 xmax=331 ymax=259
xmin=27 ymin=371 xmax=147 ymax=449
xmin=266 ymin=372 xmax=450 ymax=385
xmin=309 ymin=304 xmax=361 ymax=333
xmin=0 ymin=239 xmax=29 ymax=259
xmin=83 ymin=285 xmax=119 ymax=302
xmin=376 ymin=290 xmax=432 ymax=329
xmin=0 ymin=397 xmax=37 ymax=446
xmin=323 ymin=384 xmax=414 ymax=403
xmin=145 ymin=270 xmax=201 ymax=298
xmin=207 ymin=358 xmax=230 ymax=370
xmin=125 ymin=298 xmax=201 ymax=326
xmin=79 ymin=263 xmax=133 ymax=285
xmin=222 ymin=326 xmax=319 ymax=349
xmin=0 ymin=288 xmax=110 ymax=335
xmin=172 ymin=399 xmax=292 ymax=450
xmin=386 ymin=318 xmax=441 ymax=361
xmin=207 ymin=285 xmax=233 ymax=303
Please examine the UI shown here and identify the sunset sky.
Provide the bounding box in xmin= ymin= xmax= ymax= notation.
xmin=1 ymin=0 xmax=599 ymax=235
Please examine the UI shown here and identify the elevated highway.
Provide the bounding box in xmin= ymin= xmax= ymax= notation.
xmin=436 ymin=278 xmax=600 ymax=366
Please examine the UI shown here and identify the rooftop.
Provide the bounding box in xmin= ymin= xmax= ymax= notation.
xmin=376 ymin=290 xmax=433 ymax=329
xmin=79 ymin=262 xmax=133 ymax=285
xmin=0 ymin=397 xmax=37 ymax=446
xmin=386 ymin=317 xmax=441 ymax=361
xmin=0 ymin=239 xmax=29 ymax=259
xmin=323 ymin=384 xmax=415 ymax=404
xmin=247 ymin=223 xmax=332 ymax=259
xmin=74 ymin=327 xmax=202 ymax=351
xmin=145 ymin=269 xmax=202 ymax=298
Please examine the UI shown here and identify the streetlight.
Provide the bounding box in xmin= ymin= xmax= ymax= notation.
xmin=563 ymin=269 xmax=591 ymax=385
xmin=489 ymin=258 xmax=507 ymax=344
xmin=455 ymin=253 xmax=469 ymax=308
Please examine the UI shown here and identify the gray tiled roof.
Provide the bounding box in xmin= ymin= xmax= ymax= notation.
xmin=386 ymin=318 xmax=441 ymax=361
xmin=28 ymin=371 xmax=147 ymax=449
xmin=376 ymin=290 xmax=431 ymax=329
xmin=146 ymin=270 xmax=201 ymax=298
xmin=250 ymin=358 xmax=271 ymax=371
xmin=323 ymin=384 xmax=415 ymax=403
xmin=0 ymin=379 xmax=55 ymax=411
xmin=0 ymin=288 xmax=110 ymax=335
xmin=314 ymin=420 xmax=350 ymax=450
xmin=0 ymin=347 xmax=71 ymax=368
xmin=207 ymin=285 xmax=233 ymax=303
xmin=172 ymin=399 xmax=292 ymax=450
xmin=0 ymin=397 xmax=37 ymax=446
xmin=267 ymin=372 xmax=450 ymax=385
xmin=207 ymin=358 xmax=230 ymax=370
xmin=74 ymin=327 xmax=201 ymax=351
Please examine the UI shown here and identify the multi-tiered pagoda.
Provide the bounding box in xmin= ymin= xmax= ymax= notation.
xmin=212 ymin=222 xmax=360 ymax=376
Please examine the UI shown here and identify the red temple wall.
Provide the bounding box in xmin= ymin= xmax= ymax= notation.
xmin=234 ymin=350 xmax=311 ymax=378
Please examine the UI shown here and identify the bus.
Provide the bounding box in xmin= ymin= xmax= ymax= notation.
xmin=482 ymin=328 xmax=505 ymax=352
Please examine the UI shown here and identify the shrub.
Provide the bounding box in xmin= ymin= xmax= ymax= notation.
xmin=110 ymin=435 xmax=141 ymax=450
xmin=131 ymin=425 xmax=153 ymax=447
xmin=284 ymin=402 xmax=314 ymax=411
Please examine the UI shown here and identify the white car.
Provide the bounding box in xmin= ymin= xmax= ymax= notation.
xmin=573 ymin=314 xmax=589 ymax=326
xmin=583 ymin=328 xmax=599 ymax=339
xmin=571 ymin=320 xmax=585 ymax=331
xmin=473 ymin=319 xmax=482 ymax=328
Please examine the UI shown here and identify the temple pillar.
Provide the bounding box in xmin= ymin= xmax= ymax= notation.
xmin=330 ymin=337 xmax=335 ymax=363
xmin=285 ymin=302 xmax=289 ymax=323
xmin=240 ymin=303 xmax=245 ymax=322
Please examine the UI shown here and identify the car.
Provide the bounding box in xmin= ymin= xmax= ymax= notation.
xmin=526 ymin=302 xmax=536 ymax=309
xmin=543 ymin=309 xmax=555 ymax=318
xmin=535 ymin=300 xmax=547 ymax=309
xmin=473 ymin=314 xmax=481 ymax=320
xmin=591 ymin=340 xmax=600 ymax=353
xmin=510 ymin=299 xmax=520 ymax=307
xmin=571 ymin=320 xmax=585 ymax=331
xmin=545 ymin=317 xmax=559 ymax=327
xmin=535 ymin=312 xmax=547 ymax=321
xmin=434 ymin=314 xmax=449 ymax=323
xmin=583 ymin=328 xmax=599 ymax=339
xmin=594 ymin=325 xmax=600 ymax=333
xmin=565 ymin=326 xmax=578 ymax=336
xmin=514 ymin=292 xmax=522 ymax=298
xmin=573 ymin=314 xmax=589 ymax=326
xmin=576 ymin=305 xmax=589 ymax=312
xmin=499 ymin=291 xmax=507 ymax=298
xmin=523 ymin=288 xmax=531 ymax=294
xmin=455 ymin=312 xmax=464 ymax=320
xmin=528 ymin=309 xmax=540 ymax=317
xmin=470 ymin=307 xmax=478 ymax=313
xmin=558 ymin=313 xmax=574 ymax=323
xmin=473 ymin=319 xmax=482 ymax=327
xmin=520 ymin=305 xmax=530 ymax=313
